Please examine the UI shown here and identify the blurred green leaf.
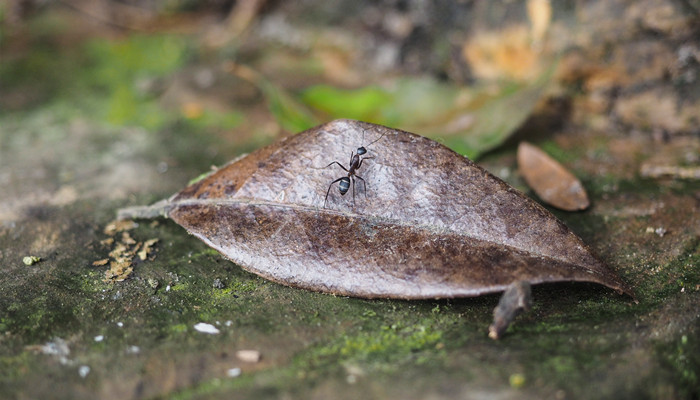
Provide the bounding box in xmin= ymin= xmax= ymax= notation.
xmin=85 ymin=35 xmax=189 ymax=130
xmin=300 ymin=85 xmax=392 ymax=123
xmin=86 ymin=35 xmax=188 ymax=86
xmin=249 ymin=58 xmax=554 ymax=158
xmin=106 ymin=85 xmax=138 ymax=125
xmin=259 ymin=79 xmax=319 ymax=133
xmin=232 ymin=64 xmax=319 ymax=133
xmin=297 ymin=63 xmax=555 ymax=159
xmin=106 ymin=84 xmax=169 ymax=130
xmin=380 ymin=78 xmax=462 ymax=128
xmin=442 ymin=67 xmax=555 ymax=159
xmin=184 ymin=108 xmax=245 ymax=131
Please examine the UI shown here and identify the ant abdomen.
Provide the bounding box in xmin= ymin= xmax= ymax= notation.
xmin=338 ymin=177 xmax=351 ymax=195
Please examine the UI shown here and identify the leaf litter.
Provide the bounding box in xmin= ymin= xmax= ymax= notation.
xmin=118 ymin=119 xmax=633 ymax=336
xmin=98 ymin=219 xmax=159 ymax=282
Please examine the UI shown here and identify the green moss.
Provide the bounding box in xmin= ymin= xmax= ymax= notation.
xmin=293 ymin=311 xmax=450 ymax=377
xmin=229 ymin=279 xmax=261 ymax=294
xmin=168 ymin=282 xmax=189 ymax=292
xmin=330 ymin=322 xmax=442 ymax=362
xmin=539 ymin=140 xmax=583 ymax=164
xmin=0 ymin=351 xmax=34 ymax=381
xmin=635 ymin=241 xmax=700 ymax=304
xmin=170 ymin=323 xmax=188 ymax=334
xmin=657 ymin=331 xmax=700 ymax=398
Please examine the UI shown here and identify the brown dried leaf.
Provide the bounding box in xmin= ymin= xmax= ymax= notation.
xmin=101 ymin=219 xmax=154 ymax=283
xmin=92 ymin=258 xmax=109 ymax=267
xmin=138 ymin=239 xmax=159 ymax=261
xmin=105 ymin=260 xmax=133 ymax=282
xmin=103 ymin=219 xmax=138 ymax=236
xmin=120 ymin=120 xmax=631 ymax=299
xmin=517 ymin=141 xmax=590 ymax=211
xmin=108 ymin=243 xmax=129 ymax=260
xmin=121 ymin=232 xmax=137 ymax=245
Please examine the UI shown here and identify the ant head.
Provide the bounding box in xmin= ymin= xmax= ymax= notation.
xmin=359 ymin=127 xmax=386 ymax=154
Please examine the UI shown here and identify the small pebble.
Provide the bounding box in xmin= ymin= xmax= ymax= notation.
xmin=78 ymin=365 xmax=91 ymax=378
xmin=236 ymin=350 xmax=262 ymax=363
xmin=227 ymin=367 xmax=242 ymax=378
xmin=509 ymin=373 xmax=526 ymax=388
xmin=147 ymin=278 xmax=160 ymax=290
xmin=645 ymin=226 xmax=667 ymax=237
xmin=194 ymin=323 xmax=220 ymax=334
xmin=23 ymin=256 xmax=41 ymax=266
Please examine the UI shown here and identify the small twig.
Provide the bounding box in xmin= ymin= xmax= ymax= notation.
xmin=640 ymin=164 xmax=700 ymax=180
xmin=59 ymin=0 xmax=154 ymax=32
xmin=488 ymin=281 xmax=533 ymax=340
xmin=117 ymin=199 xmax=173 ymax=220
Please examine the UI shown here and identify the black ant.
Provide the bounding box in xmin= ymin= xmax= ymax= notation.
xmin=323 ymin=130 xmax=385 ymax=208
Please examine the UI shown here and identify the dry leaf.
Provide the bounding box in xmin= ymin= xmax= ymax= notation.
xmin=103 ymin=219 xmax=138 ymax=236
xmin=119 ymin=120 xmax=631 ymax=300
xmin=527 ymin=0 xmax=552 ymax=44
xmin=101 ymin=219 xmax=157 ymax=282
xmin=138 ymin=239 xmax=159 ymax=261
xmin=106 ymin=260 xmax=133 ymax=282
xmin=108 ymin=243 xmax=129 ymax=260
xmin=121 ymin=232 xmax=136 ymax=245
xmin=462 ymin=26 xmax=542 ymax=82
xmin=517 ymin=141 xmax=590 ymax=211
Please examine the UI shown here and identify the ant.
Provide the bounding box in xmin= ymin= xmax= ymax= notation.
xmin=323 ymin=129 xmax=385 ymax=208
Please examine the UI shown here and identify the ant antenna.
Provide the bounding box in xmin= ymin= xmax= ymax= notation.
xmin=364 ymin=130 xmax=386 ymax=149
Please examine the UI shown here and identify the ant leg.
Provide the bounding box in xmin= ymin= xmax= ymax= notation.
xmin=356 ymin=156 xmax=374 ymax=170
xmin=355 ymin=175 xmax=367 ymax=198
xmin=350 ymin=176 xmax=356 ymax=207
xmin=324 ymin=177 xmax=347 ymax=208
xmin=325 ymin=161 xmax=349 ymax=172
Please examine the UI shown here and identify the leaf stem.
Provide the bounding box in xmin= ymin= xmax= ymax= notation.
xmin=117 ymin=199 xmax=173 ymax=220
